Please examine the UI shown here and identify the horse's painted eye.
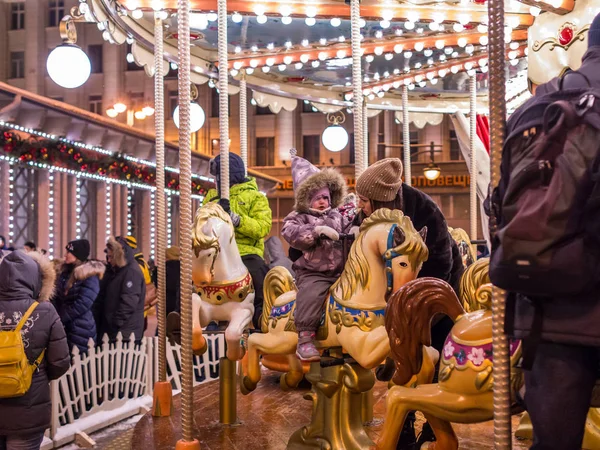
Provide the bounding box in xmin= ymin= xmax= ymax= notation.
xmin=399 ymin=262 xmax=408 ymax=268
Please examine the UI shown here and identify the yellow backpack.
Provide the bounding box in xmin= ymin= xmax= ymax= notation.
xmin=0 ymin=302 xmax=45 ymax=398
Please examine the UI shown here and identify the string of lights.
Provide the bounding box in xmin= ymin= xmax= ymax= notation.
xmin=150 ymin=191 xmax=156 ymax=260
xmin=48 ymin=170 xmax=55 ymax=260
xmin=75 ymin=176 xmax=82 ymax=240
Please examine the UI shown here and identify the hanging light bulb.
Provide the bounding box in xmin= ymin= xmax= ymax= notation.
xmin=174 ymin=102 xmax=205 ymax=132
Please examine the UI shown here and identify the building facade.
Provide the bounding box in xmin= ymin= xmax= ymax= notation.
xmin=0 ymin=0 xmax=477 ymax=252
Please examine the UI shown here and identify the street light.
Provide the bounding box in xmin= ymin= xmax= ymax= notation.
xmin=322 ymin=111 xmax=349 ymax=152
xmin=47 ymin=16 xmax=91 ymax=88
xmin=412 ymin=142 xmax=442 ymax=181
xmin=106 ymin=101 xmax=155 ymax=126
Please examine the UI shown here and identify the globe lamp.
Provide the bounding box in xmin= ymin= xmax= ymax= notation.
xmin=47 ymin=44 xmax=91 ymax=89
xmin=322 ymin=112 xmax=349 ymax=152
xmin=423 ymin=162 xmax=441 ymax=181
xmin=174 ymin=102 xmax=205 ymax=132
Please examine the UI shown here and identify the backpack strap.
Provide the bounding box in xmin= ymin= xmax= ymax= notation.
xmin=33 ymin=349 xmax=45 ymax=368
xmin=15 ymin=302 xmax=39 ymax=333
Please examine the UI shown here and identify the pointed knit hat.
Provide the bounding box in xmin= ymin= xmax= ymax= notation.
xmin=290 ymin=148 xmax=320 ymax=190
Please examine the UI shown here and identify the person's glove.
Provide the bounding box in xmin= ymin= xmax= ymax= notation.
xmin=349 ymin=226 xmax=360 ymax=238
xmin=314 ymin=225 xmax=339 ymax=241
xmin=218 ymin=198 xmax=231 ymax=213
xmin=229 ymin=211 xmax=241 ymax=227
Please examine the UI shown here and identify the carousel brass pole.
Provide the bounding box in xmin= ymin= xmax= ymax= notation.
xmin=469 ymin=74 xmax=478 ymax=249
xmin=488 ymin=0 xmax=511 ymax=446
xmin=152 ymin=11 xmax=173 ymax=417
xmin=217 ymin=0 xmax=237 ymax=426
xmin=239 ymin=71 xmax=248 ymax=177
xmin=351 ymin=0 xmax=364 ymax=178
xmin=402 ymin=85 xmax=412 ymax=186
xmin=175 ymin=0 xmax=202 ymax=445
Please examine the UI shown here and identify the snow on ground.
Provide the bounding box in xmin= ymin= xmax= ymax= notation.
xmin=57 ymin=414 xmax=142 ymax=449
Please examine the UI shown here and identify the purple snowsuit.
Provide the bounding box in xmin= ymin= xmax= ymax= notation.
xmin=281 ymin=155 xmax=351 ymax=332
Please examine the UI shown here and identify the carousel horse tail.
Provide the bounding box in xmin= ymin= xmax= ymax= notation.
xmin=385 ymin=278 xmax=466 ymax=387
xmin=261 ymin=266 xmax=297 ymax=333
xmin=458 ymin=257 xmax=490 ymax=313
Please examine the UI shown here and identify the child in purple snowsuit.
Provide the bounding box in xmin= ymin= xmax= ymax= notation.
xmin=282 ymin=151 xmax=353 ymax=362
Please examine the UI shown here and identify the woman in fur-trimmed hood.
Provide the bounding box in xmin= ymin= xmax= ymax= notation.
xmin=54 ymin=239 xmax=105 ymax=353
xmin=281 ymin=150 xmax=353 ymax=361
xmin=94 ymin=236 xmax=146 ymax=343
xmin=0 ymin=251 xmax=70 ymax=446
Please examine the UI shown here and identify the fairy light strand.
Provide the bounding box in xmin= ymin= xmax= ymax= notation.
xmin=150 ymin=191 xmax=156 ymax=259
xmin=48 ymin=170 xmax=55 ymax=259
xmin=75 ymin=176 xmax=82 ymax=240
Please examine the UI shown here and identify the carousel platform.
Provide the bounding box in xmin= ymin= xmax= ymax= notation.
xmin=131 ymin=370 xmax=531 ymax=450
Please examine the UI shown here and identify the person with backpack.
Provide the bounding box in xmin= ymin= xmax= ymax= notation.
xmin=124 ymin=236 xmax=157 ymax=331
xmin=0 ymin=251 xmax=70 ymax=449
xmin=490 ymin=15 xmax=600 ymax=450
xmin=203 ymin=153 xmax=272 ymax=329
xmin=94 ymin=237 xmax=146 ymax=343
xmin=53 ymin=239 xmax=105 ymax=353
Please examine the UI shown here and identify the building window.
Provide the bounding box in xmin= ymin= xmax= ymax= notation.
xmin=169 ymin=90 xmax=178 ymax=119
xmin=87 ymin=45 xmax=103 ymax=74
xmin=302 ymin=101 xmax=317 ymax=113
xmin=129 ymin=92 xmax=144 ymax=110
xmin=10 ymin=52 xmax=25 ymax=79
xmin=11 ymin=3 xmax=25 ymax=30
xmin=256 ymin=105 xmax=272 ymax=115
xmin=126 ymin=44 xmax=143 ymax=71
xmin=89 ymin=95 xmax=102 ymax=115
xmin=402 ymin=131 xmax=420 ymax=156
xmin=211 ymin=88 xmax=230 ymax=118
xmin=449 ymin=129 xmax=462 ymax=161
xmin=303 ymin=135 xmax=320 ymax=165
xmin=256 ymin=137 xmax=275 ymax=166
xmin=48 ymin=0 xmax=64 ymax=27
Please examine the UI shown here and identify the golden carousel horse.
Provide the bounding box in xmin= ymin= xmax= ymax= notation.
xmin=169 ymin=202 xmax=255 ymax=361
xmin=449 ymin=227 xmax=476 ymax=268
xmin=241 ymin=208 xmax=433 ymax=393
xmin=377 ymin=279 xmax=524 ymax=450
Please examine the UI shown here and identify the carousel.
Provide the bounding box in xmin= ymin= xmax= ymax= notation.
xmin=44 ymin=0 xmax=600 ymax=448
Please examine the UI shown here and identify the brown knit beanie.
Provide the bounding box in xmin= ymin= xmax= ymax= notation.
xmin=355 ymin=158 xmax=404 ymax=202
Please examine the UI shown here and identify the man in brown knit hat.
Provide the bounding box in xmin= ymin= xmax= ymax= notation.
xmin=354 ymin=157 xmax=464 ymax=449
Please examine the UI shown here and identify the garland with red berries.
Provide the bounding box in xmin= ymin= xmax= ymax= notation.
xmin=0 ymin=129 xmax=209 ymax=195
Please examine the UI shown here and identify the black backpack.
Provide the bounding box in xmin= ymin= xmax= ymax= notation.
xmin=490 ymin=77 xmax=600 ymax=298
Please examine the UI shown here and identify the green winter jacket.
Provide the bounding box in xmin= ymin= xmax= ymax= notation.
xmin=203 ymin=177 xmax=272 ymax=258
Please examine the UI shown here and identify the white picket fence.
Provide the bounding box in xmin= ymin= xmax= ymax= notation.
xmin=41 ymin=333 xmax=225 ymax=449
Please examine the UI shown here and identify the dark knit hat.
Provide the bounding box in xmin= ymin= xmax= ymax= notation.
xmin=355 ymin=158 xmax=404 ymax=202
xmin=66 ymin=239 xmax=91 ymax=262
xmin=209 ymin=153 xmax=247 ymax=187
xmin=589 ymin=13 xmax=600 ymax=48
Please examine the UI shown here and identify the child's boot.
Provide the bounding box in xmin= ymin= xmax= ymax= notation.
xmin=297 ymin=331 xmax=320 ymax=362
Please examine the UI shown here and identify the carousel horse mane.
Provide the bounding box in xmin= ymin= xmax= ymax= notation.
xmin=459 ymin=258 xmax=491 ymax=312
xmin=192 ymin=202 xmax=233 ymax=256
xmin=385 ymin=278 xmax=465 ymax=387
xmin=261 ymin=266 xmax=297 ymax=333
xmin=331 ymin=208 xmax=429 ymax=301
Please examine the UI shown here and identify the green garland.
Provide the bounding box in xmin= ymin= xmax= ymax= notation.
xmin=0 ymin=128 xmax=209 ymax=195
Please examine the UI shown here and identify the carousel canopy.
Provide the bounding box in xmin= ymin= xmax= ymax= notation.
xmin=74 ymin=0 xmax=544 ymax=115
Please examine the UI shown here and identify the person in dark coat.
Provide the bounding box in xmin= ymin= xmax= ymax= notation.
xmin=503 ymin=17 xmax=600 ymax=450
xmin=354 ymin=158 xmax=465 ymax=448
xmin=54 ymin=239 xmax=105 ymax=353
xmin=94 ymin=236 xmax=146 ymax=343
xmin=0 ymin=251 xmax=70 ymax=449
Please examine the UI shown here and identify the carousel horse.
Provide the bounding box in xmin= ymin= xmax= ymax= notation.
xmin=377 ymin=279 xmax=524 ymax=450
xmin=449 ymin=227 xmax=476 ymax=268
xmin=241 ymin=208 xmax=434 ymax=393
xmin=169 ymin=202 xmax=255 ymax=361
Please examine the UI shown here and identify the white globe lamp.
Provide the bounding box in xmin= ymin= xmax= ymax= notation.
xmin=322 ymin=112 xmax=349 ymax=152
xmin=47 ymin=44 xmax=91 ymax=89
xmin=174 ymin=102 xmax=205 ymax=132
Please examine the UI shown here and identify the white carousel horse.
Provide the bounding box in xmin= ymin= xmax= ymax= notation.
xmin=189 ymin=202 xmax=254 ymax=361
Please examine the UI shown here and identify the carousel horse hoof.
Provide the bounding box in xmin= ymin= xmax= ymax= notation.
xmin=375 ymin=357 xmax=395 ymax=382
xmin=280 ymin=373 xmax=296 ymax=392
xmin=240 ymin=376 xmax=257 ymax=395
